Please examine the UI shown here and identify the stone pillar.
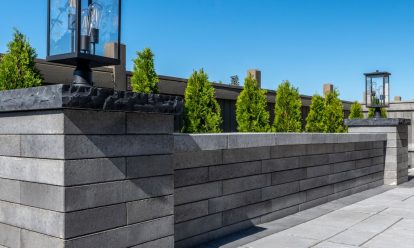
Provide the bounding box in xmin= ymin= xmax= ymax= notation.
xmin=346 ymin=118 xmax=411 ymax=185
xmin=323 ymin=83 xmax=334 ymax=97
xmin=247 ymin=69 xmax=261 ymax=88
xmin=0 ymin=85 xmax=182 ymax=248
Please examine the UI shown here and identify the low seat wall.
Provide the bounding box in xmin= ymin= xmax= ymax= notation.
xmin=173 ymin=133 xmax=387 ymax=248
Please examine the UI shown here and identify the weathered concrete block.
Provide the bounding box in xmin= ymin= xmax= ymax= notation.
xmin=208 ymin=189 xmax=262 ymax=213
xmin=306 ymin=144 xmax=334 ymax=155
xmin=0 ymin=178 xmax=20 ymax=203
xmin=0 ymin=110 xmax=63 ymax=135
xmin=65 ymin=204 xmax=126 ymax=238
xmin=127 ymin=195 xmax=174 ymax=224
xmin=227 ymin=133 xmax=275 ymax=148
xmin=175 ymin=213 xmax=222 ymax=241
xmin=260 ymin=205 xmax=299 ymax=224
xmin=64 ymin=110 xmax=125 ymax=135
xmin=222 ymin=201 xmax=271 ymax=226
xmin=0 ymin=156 xmax=64 ymax=186
xmin=126 ymin=216 xmax=174 ymax=247
xmin=332 ymin=161 xmax=355 ymax=173
xmin=209 ymin=161 xmax=261 ymax=181
xmin=20 ymin=182 xmax=65 ymax=212
xmin=271 ymin=169 xmax=306 ymax=185
xmin=0 ymin=135 xmax=20 ymax=157
xmin=262 ymin=182 xmax=300 ymax=200
xmin=127 ymin=155 xmax=172 ymax=179
xmin=299 ymin=176 xmax=330 ymax=190
xmin=175 ymin=167 xmax=209 ymax=188
xmin=175 ymin=200 xmax=209 ymax=223
xmin=328 ymin=152 xmax=352 ymax=164
xmin=124 ymin=176 xmax=173 ymax=202
xmin=126 ymin=113 xmax=174 ymax=134
xmin=306 ymin=185 xmax=334 ymax=201
xmin=174 ymin=150 xmax=222 ymax=169
xmin=262 ymin=157 xmax=300 ymax=173
xmin=271 ymin=145 xmax=307 ymax=158
xmin=65 ymin=181 xmax=124 ymax=211
xmin=65 ymin=158 xmax=126 ymax=186
xmin=21 ymin=135 xmax=173 ymax=159
xmin=0 ymin=222 xmax=20 ymax=248
xmin=334 ymin=143 xmax=355 ymax=153
xmin=222 ymin=147 xmax=270 ymax=164
xmin=175 ymin=182 xmax=222 ymax=205
xmin=270 ymin=192 xmax=306 ymax=212
xmin=222 ymin=174 xmax=270 ymax=195
xmin=174 ymin=134 xmax=227 ymax=152
xmin=0 ymin=200 xmax=64 ymax=238
xmin=300 ymin=154 xmax=329 ymax=167
xmin=21 ymin=229 xmax=64 ymax=248
xmin=307 ymin=164 xmax=332 ymax=178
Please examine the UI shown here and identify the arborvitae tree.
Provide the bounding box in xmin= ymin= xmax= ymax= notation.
xmin=324 ymin=90 xmax=345 ymax=133
xmin=273 ymin=80 xmax=302 ymax=132
xmin=368 ymin=108 xmax=387 ymax=118
xmin=236 ymin=75 xmax=270 ymax=132
xmin=349 ymin=101 xmax=364 ymax=119
xmin=182 ymin=69 xmax=222 ymax=133
xmin=131 ymin=48 xmax=159 ymax=93
xmin=305 ymin=94 xmax=326 ymax=132
xmin=0 ymin=29 xmax=42 ymax=90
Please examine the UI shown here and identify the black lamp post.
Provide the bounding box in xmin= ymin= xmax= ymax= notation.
xmin=47 ymin=0 xmax=121 ymax=86
xmin=364 ymin=71 xmax=390 ymax=118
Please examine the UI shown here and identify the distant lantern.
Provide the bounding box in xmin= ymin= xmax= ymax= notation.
xmin=47 ymin=0 xmax=122 ymax=86
xmin=364 ymin=71 xmax=390 ymax=118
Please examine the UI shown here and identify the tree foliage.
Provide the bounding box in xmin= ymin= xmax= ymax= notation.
xmin=349 ymin=101 xmax=364 ymax=119
xmin=131 ymin=48 xmax=159 ymax=93
xmin=182 ymin=69 xmax=222 ymax=133
xmin=0 ymin=29 xmax=42 ymax=90
xmin=368 ymin=108 xmax=387 ymax=118
xmin=236 ymin=75 xmax=270 ymax=132
xmin=305 ymin=94 xmax=326 ymax=132
xmin=323 ymin=90 xmax=345 ymax=133
xmin=273 ymin=80 xmax=302 ymax=132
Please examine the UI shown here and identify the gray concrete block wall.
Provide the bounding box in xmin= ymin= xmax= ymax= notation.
xmin=173 ymin=134 xmax=387 ymax=248
xmin=349 ymin=124 xmax=409 ymax=185
xmin=0 ymin=110 xmax=175 ymax=248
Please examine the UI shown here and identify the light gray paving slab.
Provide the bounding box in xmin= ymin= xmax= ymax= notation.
xmin=240 ymin=233 xmax=319 ymax=248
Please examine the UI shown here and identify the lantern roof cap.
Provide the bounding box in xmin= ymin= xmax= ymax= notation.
xmin=364 ymin=71 xmax=391 ymax=77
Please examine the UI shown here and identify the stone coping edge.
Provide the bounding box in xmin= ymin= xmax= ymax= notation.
xmin=174 ymin=133 xmax=387 ymax=152
xmin=345 ymin=118 xmax=411 ymax=127
xmin=0 ymin=84 xmax=183 ymax=115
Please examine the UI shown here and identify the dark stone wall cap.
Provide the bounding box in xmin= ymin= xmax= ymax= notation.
xmin=0 ymin=84 xmax=183 ymax=115
xmin=345 ymin=118 xmax=411 ymax=127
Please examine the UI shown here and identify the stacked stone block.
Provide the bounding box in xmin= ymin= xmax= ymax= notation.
xmin=173 ymin=133 xmax=387 ymax=248
xmin=348 ymin=124 xmax=409 ymax=185
xmin=0 ymin=110 xmax=175 ymax=248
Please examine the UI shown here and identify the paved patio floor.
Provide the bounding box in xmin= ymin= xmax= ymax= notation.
xmin=202 ymin=172 xmax=414 ymax=248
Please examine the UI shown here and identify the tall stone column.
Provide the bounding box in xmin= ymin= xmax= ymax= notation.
xmin=0 ymin=85 xmax=182 ymax=248
xmin=346 ymin=118 xmax=411 ymax=185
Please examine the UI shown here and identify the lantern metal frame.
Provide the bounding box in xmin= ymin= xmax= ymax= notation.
xmin=364 ymin=71 xmax=390 ymax=118
xmin=46 ymin=0 xmax=122 ymax=86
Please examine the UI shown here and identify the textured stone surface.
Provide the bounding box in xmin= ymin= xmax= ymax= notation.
xmin=0 ymin=84 xmax=183 ymax=114
xmin=345 ymin=118 xmax=411 ymax=127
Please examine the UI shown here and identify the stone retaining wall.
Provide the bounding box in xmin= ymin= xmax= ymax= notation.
xmin=173 ymin=133 xmax=387 ymax=247
xmin=0 ymin=110 xmax=175 ymax=248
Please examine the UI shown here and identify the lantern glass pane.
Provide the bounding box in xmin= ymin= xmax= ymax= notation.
xmin=80 ymin=0 xmax=119 ymax=58
xmin=366 ymin=77 xmax=372 ymax=107
xmin=49 ymin=0 xmax=78 ymax=56
xmin=384 ymin=76 xmax=389 ymax=106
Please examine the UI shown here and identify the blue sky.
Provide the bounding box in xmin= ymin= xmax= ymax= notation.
xmin=1 ymin=0 xmax=414 ymax=101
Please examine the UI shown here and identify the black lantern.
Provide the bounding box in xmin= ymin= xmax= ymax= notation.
xmin=364 ymin=71 xmax=390 ymax=118
xmin=47 ymin=0 xmax=121 ymax=86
